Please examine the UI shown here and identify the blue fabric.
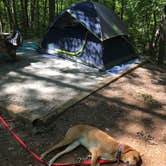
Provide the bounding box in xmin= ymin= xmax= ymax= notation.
xmin=40 ymin=1 xmax=136 ymax=69
xmin=107 ymin=58 xmax=139 ymax=74
xmin=17 ymin=42 xmax=39 ymax=52
xmin=70 ymin=2 xmax=102 ymax=39
xmin=46 ymin=27 xmax=85 ymax=52
xmin=42 ymin=25 xmax=104 ymax=68
xmin=41 ymin=53 xmax=61 ymax=60
xmin=80 ymin=33 xmax=103 ymax=68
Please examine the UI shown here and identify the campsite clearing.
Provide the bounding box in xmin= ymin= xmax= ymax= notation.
xmin=0 ymin=47 xmax=140 ymax=122
xmin=0 ymin=63 xmax=165 ymax=166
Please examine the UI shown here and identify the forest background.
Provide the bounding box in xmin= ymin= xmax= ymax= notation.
xmin=0 ymin=0 xmax=165 ymax=64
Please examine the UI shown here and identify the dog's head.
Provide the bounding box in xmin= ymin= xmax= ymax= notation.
xmin=121 ymin=145 xmax=142 ymax=166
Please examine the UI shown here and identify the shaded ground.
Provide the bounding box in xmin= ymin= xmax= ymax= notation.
xmin=0 ymin=50 xmax=105 ymax=122
xmin=0 ymin=64 xmax=166 ymax=166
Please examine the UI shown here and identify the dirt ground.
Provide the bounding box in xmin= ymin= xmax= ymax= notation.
xmin=0 ymin=63 xmax=166 ymax=166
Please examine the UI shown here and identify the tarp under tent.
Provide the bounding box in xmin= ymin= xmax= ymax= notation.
xmin=41 ymin=1 xmax=136 ymax=69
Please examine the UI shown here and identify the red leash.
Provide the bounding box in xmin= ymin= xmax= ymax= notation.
xmin=0 ymin=116 xmax=113 ymax=166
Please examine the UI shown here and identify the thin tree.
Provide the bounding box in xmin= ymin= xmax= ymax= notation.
xmin=20 ymin=0 xmax=29 ymax=35
xmin=120 ymin=0 xmax=125 ymax=20
xmin=3 ymin=0 xmax=14 ymax=30
xmin=158 ymin=5 xmax=166 ymax=64
xmin=30 ymin=0 xmax=36 ymax=30
xmin=49 ymin=0 xmax=55 ymax=25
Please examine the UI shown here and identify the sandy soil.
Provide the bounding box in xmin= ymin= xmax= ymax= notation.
xmin=0 ymin=63 xmax=166 ymax=166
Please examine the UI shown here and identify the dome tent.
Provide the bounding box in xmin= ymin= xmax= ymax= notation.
xmin=41 ymin=1 xmax=136 ymax=69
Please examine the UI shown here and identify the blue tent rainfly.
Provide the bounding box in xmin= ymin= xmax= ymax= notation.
xmin=41 ymin=1 xmax=136 ymax=69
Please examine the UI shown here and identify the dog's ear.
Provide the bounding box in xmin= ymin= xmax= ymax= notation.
xmin=122 ymin=145 xmax=135 ymax=154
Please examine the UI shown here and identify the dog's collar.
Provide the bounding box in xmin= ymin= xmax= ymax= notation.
xmin=116 ymin=144 xmax=123 ymax=164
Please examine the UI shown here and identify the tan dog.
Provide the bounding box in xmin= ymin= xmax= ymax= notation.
xmin=41 ymin=125 xmax=142 ymax=166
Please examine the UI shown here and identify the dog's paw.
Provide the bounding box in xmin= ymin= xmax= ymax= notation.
xmin=48 ymin=160 xmax=53 ymax=166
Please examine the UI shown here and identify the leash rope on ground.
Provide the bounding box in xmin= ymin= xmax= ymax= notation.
xmin=0 ymin=115 xmax=113 ymax=166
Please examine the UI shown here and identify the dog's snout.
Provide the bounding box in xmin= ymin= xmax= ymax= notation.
xmin=126 ymin=161 xmax=132 ymax=166
xmin=127 ymin=160 xmax=142 ymax=166
xmin=126 ymin=161 xmax=138 ymax=166
xmin=127 ymin=161 xmax=142 ymax=166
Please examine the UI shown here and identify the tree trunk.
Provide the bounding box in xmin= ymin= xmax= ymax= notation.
xmin=158 ymin=38 xmax=165 ymax=65
xmin=0 ymin=5 xmax=3 ymax=32
xmin=30 ymin=0 xmax=36 ymax=29
xmin=147 ymin=10 xmax=157 ymax=57
xmin=112 ymin=0 xmax=116 ymax=11
xmin=49 ymin=0 xmax=55 ymax=25
xmin=43 ymin=0 xmax=48 ymax=28
xmin=3 ymin=0 xmax=14 ymax=30
xmin=60 ymin=0 xmax=63 ymax=11
xmin=35 ymin=0 xmax=41 ymax=34
xmin=20 ymin=0 xmax=29 ymax=35
xmin=0 ymin=18 xmax=2 ymax=32
xmin=120 ymin=0 xmax=125 ymax=20
xmin=24 ymin=0 xmax=29 ymax=28
xmin=158 ymin=6 xmax=166 ymax=65
xmin=56 ymin=0 xmax=59 ymax=17
xmin=12 ymin=0 xmax=19 ymax=29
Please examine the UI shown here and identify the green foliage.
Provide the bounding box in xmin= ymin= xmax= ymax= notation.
xmin=125 ymin=0 xmax=165 ymax=49
xmin=0 ymin=0 xmax=165 ymax=61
